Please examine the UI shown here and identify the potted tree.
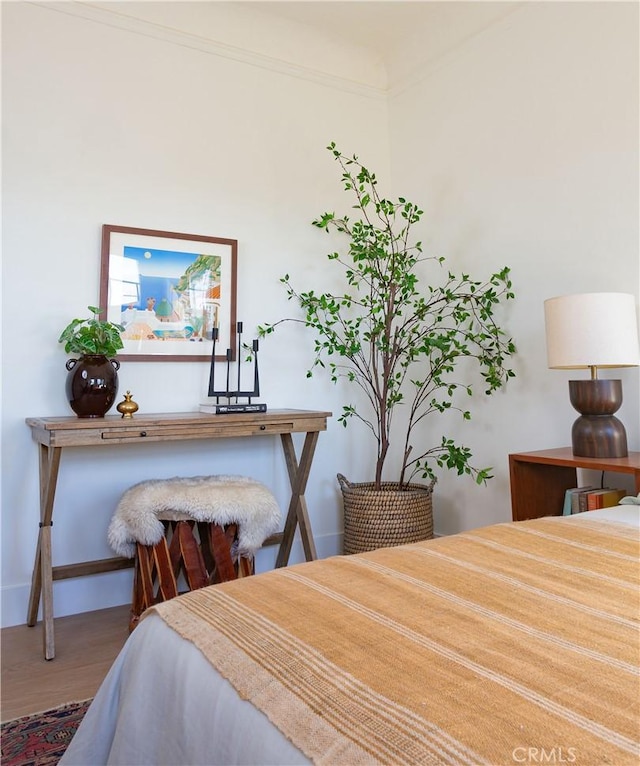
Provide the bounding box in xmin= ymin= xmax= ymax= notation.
xmin=58 ymin=305 xmax=124 ymax=418
xmin=260 ymin=144 xmax=516 ymax=552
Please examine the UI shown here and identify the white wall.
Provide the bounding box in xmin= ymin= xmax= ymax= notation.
xmin=388 ymin=1 xmax=639 ymax=535
xmin=1 ymin=1 xmax=389 ymax=626
xmin=2 ymin=1 xmax=638 ymax=627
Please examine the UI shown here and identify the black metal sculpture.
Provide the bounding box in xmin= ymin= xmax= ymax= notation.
xmin=205 ymin=322 xmax=266 ymax=413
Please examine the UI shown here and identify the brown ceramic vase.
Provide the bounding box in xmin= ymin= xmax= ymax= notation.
xmin=65 ymin=354 xmax=120 ymax=418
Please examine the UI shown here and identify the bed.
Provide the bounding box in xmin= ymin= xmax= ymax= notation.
xmin=61 ymin=507 xmax=639 ymax=765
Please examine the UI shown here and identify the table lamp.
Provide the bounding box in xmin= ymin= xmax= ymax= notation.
xmin=544 ymin=292 xmax=640 ymax=458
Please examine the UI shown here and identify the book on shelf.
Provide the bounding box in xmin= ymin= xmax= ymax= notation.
xmin=564 ymin=486 xmax=600 ymax=515
xmin=562 ymin=487 xmax=585 ymax=516
xmin=563 ymin=488 xmax=576 ymax=516
xmin=585 ymin=487 xmax=628 ymax=511
xmin=563 ymin=486 xmax=628 ymax=515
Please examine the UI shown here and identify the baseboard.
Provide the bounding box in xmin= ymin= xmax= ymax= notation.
xmin=1 ymin=533 xmax=344 ymax=628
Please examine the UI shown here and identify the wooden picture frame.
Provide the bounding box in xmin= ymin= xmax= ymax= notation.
xmin=100 ymin=225 xmax=237 ymax=362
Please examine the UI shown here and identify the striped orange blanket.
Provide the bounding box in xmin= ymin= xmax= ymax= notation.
xmin=148 ymin=517 xmax=639 ymax=765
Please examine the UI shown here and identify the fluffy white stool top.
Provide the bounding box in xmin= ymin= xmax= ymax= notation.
xmin=108 ymin=475 xmax=281 ymax=558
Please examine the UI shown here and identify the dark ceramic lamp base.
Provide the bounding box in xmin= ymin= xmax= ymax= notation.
xmin=569 ymin=379 xmax=628 ymax=458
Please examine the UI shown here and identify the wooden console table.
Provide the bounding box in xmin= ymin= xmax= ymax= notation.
xmin=509 ymin=448 xmax=640 ymax=522
xmin=25 ymin=408 xmax=331 ymax=659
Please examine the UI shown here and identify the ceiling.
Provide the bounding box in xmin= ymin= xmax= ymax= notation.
xmin=240 ymin=1 xmax=521 ymax=67
xmin=243 ymin=1 xmax=446 ymax=52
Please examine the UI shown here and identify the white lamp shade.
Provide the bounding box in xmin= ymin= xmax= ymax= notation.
xmin=544 ymin=292 xmax=640 ymax=369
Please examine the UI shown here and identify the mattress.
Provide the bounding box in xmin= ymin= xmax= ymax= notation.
xmin=61 ymin=507 xmax=639 ymax=765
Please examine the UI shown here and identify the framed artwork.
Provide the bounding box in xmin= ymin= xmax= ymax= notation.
xmin=100 ymin=225 xmax=237 ymax=362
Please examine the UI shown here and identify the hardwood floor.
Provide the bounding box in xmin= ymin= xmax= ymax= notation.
xmin=1 ymin=604 xmax=130 ymax=721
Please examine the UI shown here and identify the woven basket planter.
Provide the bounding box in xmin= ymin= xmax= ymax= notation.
xmin=338 ymin=473 xmax=435 ymax=554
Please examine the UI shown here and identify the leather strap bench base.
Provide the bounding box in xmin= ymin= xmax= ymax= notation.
xmin=130 ymin=519 xmax=253 ymax=632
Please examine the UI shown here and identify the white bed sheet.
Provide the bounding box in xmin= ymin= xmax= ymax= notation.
xmin=565 ymin=504 xmax=639 ymax=526
xmin=60 ymin=506 xmax=638 ymax=766
xmin=61 ymin=613 xmax=308 ymax=765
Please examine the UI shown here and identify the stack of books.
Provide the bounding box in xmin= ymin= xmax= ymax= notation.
xmin=562 ymin=486 xmax=628 ymax=515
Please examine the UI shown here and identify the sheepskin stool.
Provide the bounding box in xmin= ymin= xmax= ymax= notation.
xmin=108 ymin=475 xmax=281 ymax=631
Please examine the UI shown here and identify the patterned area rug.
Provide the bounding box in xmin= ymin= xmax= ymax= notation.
xmin=1 ymin=699 xmax=91 ymax=766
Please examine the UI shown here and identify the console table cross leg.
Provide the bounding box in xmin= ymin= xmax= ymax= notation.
xmin=276 ymin=431 xmax=319 ymax=568
xmin=27 ymin=444 xmax=62 ymax=659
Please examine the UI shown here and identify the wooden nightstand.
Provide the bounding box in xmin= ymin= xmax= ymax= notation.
xmin=509 ymin=448 xmax=640 ymax=521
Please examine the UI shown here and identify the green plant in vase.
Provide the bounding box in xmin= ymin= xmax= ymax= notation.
xmin=58 ymin=306 xmax=124 ymax=418
xmin=259 ymin=144 xmax=517 ymax=552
